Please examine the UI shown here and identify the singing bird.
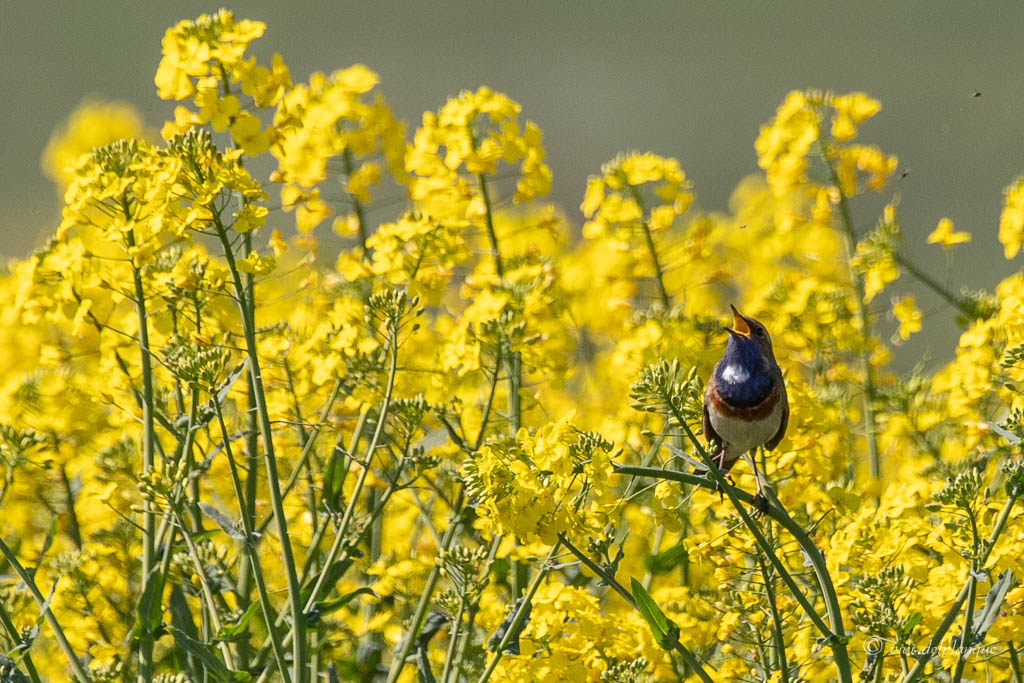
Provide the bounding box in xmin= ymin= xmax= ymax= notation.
xmin=700 ymin=305 xmax=788 ymax=507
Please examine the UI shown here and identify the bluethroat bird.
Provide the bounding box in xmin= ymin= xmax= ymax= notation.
xmin=699 ymin=305 xmax=788 ymax=509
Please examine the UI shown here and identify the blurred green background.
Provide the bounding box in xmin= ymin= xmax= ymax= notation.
xmin=3 ymin=2 xmax=1022 ymax=363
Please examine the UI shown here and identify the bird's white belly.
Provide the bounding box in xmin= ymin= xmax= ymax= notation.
xmin=709 ymin=400 xmax=784 ymax=453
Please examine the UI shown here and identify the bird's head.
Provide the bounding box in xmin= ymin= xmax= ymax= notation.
xmin=725 ymin=304 xmax=776 ymax=362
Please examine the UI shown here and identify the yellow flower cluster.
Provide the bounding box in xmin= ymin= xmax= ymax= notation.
xmin=273 ymin=65 xmax=405 ymax=234
xmin=407 ymin=86 xmax=551 ymax=219
xmin=469 ymin=413 xmax=616 ymax=545
xmin=581 ymin=152 xmax=693 ymax=239
xmin=999 ymin=175 xmax=1024 ymax=258
xmin=156 ymin=9 xmax=289 ymax=155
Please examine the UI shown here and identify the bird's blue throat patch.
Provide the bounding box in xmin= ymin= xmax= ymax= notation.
xmin=713 ymin=335 xmax=773 ymax=407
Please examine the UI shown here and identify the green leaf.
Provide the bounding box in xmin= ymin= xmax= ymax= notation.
xmin=169 ymin=585 xmax=201 ymax=679
xmin=215 ymin=600 xmax=262 ymax=642
xmin=129 ymin=568 xmax=164 ymax=641
xmin=32 ymin=578 xmax=58 ymax=630
xmin=415 ymin=611 xmax=448 ymax=683
xmin=30 ymin=518 xmax=57 ymax=579
xmin=199 ymin=502 xmax=246 ymax=542
xmin=171 ymin=529 xmax=218 ymax=551
xmin=898 ymin=612 xmax=922 ymax=641
xmin=302 ymin=557 xmax=355 ymax=605
xmin=630 ymin=578 xmax=680 ymax=650
xmin=315 ymin=587 xmax=376 ymax=617
xmin=167 ymin=626 xmax=252 ymax=682
xmin=970 ymin=569 xmax=1016 ymax=646
xmin=644 ymin=543 xmax=688 ymax=576
xmin=323 ymin=445 xmax=350 ymax=511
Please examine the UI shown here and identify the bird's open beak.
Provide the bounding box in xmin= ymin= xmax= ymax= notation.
xmin=727 ymin=304 xmax=751 ymax=337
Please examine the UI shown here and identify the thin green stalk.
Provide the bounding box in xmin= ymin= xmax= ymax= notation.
xmin=449 ymin=534 xmax=502 ymax=683
xmin=662 ymin=405 xmax=848 ymax=647
xmin=821 ymin=149 xmax=880 ymax=479
xmin=628 ymin=187 xmax=671 ymax=309
xmin=0 ymin=599 xmax=42 ymax=683
xmin=476 ymin=542 xmax=561 ymax=683
xmin=342 ymin=148 xmax=370 ymax=254
xmin=213 ymin=395 xmax=292 ymax=682
xmin=234 ymin=371 xmax=260 ymax=669
xmin=951 ymin=511 xmax=982 ymax=683
xmin=250 ymin=340 xmax=400 ymax=680
xmin=477 ymin=173 xmax=503 ymax=278
xmin=384 ymin=489 xmax=466 ymax=683
xmin=892 ymin=252 xmax=979 ymax=319
xmin=641 ymin=525 xmax=664 ymax=591
xmin=473 ymin=346 xmax=503 ymax=450
xmin=298 ymin=422 xmax=364 ymax=584
xmin=125 ymin=226 xmax=157 ymax=682
xmin=949 ymin=574 xmax=977 ymax=683
xmin=214 ymin=218 xmax=307 ymax=682
xmin=759 ymin=554 xmax=791 ymax=683
xmin=505 ymin=350 xmax=525 ymax=599
xmin=1009 ymin=641 xmax=1023 ymax=683
xmin=873 ymin=653 xmax=886 ymax=683
xmin=439 ymin=597 xmax=466 ymax=683
xmin=902 ymin=488 xmax=1021 ymax=682
xmin=171 ymin=506 xmax=235 ymax=668
xmin=0 ymin=537 xmax=91 ymax=682
xmin=641 ymin=221 xmax=671 ymax=309
xmin=558 ymin=534 xmax=636 ymax=607
xmin=303 ymin=336 xmax=397 ymax=611
xmin=257 ymin=378 xmax=343 ymax=535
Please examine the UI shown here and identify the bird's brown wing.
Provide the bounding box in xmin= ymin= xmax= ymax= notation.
xmin=695 ymin=394 xmax=724 ymax=475
xmin=702 ymin=382 xmax=722 ymax=448
xmin=764 ymin=371 xmax=788 ymax=451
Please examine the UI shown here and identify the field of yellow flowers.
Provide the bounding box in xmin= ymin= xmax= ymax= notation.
xmin=2 ymin=10 xmax=1024 ymax=683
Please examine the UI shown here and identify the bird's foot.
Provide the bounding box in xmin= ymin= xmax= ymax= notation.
xmin=708 ymin=474 xmax=735 ymax=502
xmin=751 ymin=491 xmax=771 ymax=517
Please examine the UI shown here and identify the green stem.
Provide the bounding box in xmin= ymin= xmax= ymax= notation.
xmin=949 ymin=570 xmax=977 ymax=683
xmin=641 ymin=221 xmax=671 ymax=309
xmin=821 ymin=148 xmax=880 ymax=480
xmin=893 ymin=251 xmax=980 ymax=319
xmin=450 ymin=535 xmax=502 ymax=683
xmin=257 ymin=378 xmax=343 ymax=535
xmin=125 ymin=227 xmax=157 ymax=682
xmin=439 ymin=597 xmax=466 ymax=683
xmin=477 ymin=173 xmax=503 ymax=278
xmin=384 ymin=488 xmax=466 ymax=683
xmin=0 ymin=599 xmax=42 ymax=683
xmin=0 ymin=537 xmax=91 ymax=682
xmin=214 ymin=217 xmax=307 ymax=683
xmin=304 ymin=336 xmax=397 ymax=610
xmin=759 ymin=554 xmax=791 ymax=683
xmin=213 ymin=395 xmax=292 ymax=682
xmin=629 ymin=187 xmax=671 ymax=309
xmin=342 ymin=149 xmax=370 ymax=255
xmin=1009 ymin=641 xmax=1023 ymax=683
xmin=474 ymin=346 xmax=503 ymax=450
xmin=558 ymin=534 xmax=636 ymax=607
xmin=951 ymin=511 xmax=982 ymax=683
xmin=476 ymin=542 xmax=561 ymax=683
xmin=560 ymin=533 xmax=716 ymax=680
xmin=172 ymin=505 xmax=236 ymax=667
